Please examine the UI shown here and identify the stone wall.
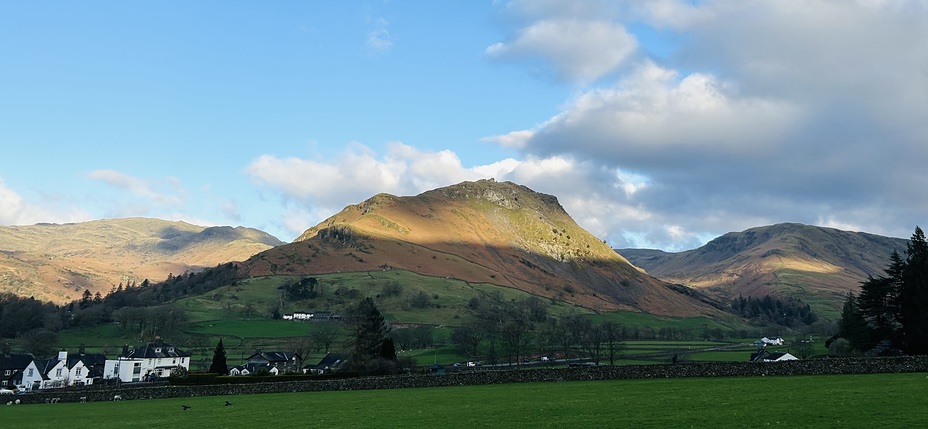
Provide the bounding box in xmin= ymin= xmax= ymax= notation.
xmin=16 ymin=356 xmax=928 ymax=405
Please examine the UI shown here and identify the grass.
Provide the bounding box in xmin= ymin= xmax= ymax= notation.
xmin=5 ymin=373 xmax=927 ymax=428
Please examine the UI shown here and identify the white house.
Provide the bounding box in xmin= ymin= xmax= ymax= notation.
xmin=103 ymin=339 xmax=190 ymax=383
xmin=65 ymin=346 xmax=108 ymax=387
xmin=18 ymin=347 xmax=109 ymax=390
xmin=32 ymin=353 xmax=69 ymax=389
xmin=750 ymin=350 xmax=799 ymax=362
xmin=761 ymin=336 xmax=784 ymax=346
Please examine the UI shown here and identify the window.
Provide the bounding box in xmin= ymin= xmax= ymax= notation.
xmin=56 ymin=368 xmax=62 ymax=377
xmin=27 ymin=368 xmax=34 ymax=377
xmin=76 ymin=367 xmax=82 ymax=376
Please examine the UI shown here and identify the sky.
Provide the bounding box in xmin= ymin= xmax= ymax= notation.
xmin=2 ymin=0 xmax=927 ymax=251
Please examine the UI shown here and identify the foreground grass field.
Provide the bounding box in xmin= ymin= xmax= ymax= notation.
xmin=5 ymin=373 xmax=927 ymax=428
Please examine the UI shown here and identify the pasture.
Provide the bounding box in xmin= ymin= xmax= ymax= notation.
xmin=5 ymin=373 xmax=926 ymax=428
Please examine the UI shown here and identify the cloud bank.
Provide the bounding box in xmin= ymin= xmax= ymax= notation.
xmin=248 ymin=0 xmax=928 ymax=250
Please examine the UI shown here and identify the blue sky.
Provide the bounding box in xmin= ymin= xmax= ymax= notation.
xmin=2 ymin=1 xmax=927 ymax=251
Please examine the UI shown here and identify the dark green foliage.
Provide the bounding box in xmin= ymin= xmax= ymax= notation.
xmin=280 ymin=277 xmax=319 ymax=300
xmin=380 ymin=337 xmax=397 ymax=361
xmin=837 ymin=292 xmax=872 ymax=351
xmin=730 ymin=294 xmax=817 ymax=327
xmin=842 ymin=226 xmax=928 ymax=355
xmin=346 ymin=297 xmax=390 ymax=371
xmin=209 ymin=339 xmax=228 ymax=375
xmin=901 ymin=227 xmax=928 ymax=354
xmin=0 ymin=294 xmax=57 ymax=338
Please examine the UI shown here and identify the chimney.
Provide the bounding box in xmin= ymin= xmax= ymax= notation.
xmin=122 ymin=345 xmax=129 ymax=357
xmin=79 ymin=344 xmax=86 ymax=355
xmin=58 ymin=350 xmax=67 ymax=362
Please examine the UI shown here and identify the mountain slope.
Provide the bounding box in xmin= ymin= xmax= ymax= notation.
xmin=0 ymin=218 xmax=283 ymax=303
xmin=618 ymin=223 xmax=908 ymax=317
xmin=243 ymin=179 xmax=721 ymax=317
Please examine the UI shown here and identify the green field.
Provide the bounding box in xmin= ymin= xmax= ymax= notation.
xmin=5 ymin=373 xmax=927 ymax=428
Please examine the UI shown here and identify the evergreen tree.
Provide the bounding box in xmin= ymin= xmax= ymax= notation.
xmin=380 ymin=337 xmax=397 ymax=361
xmin=902 ymin=226 xmax=928 ymax=354
xmin=347 ymin=297 xmax=389 ymax=368
xmin=837 ymin=292 xmax=871 ymax=351
xmin=209 ymin=338 xmax=228 ymax=375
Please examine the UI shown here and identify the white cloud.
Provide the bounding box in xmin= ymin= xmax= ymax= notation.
xmin=88 ymin=169 xmax=185 ymax=207
xmin=487 ymin=18 xmax=637 ymax=82
xmin=366 ymin=18 xmax=394 ymax=55
xmin=484 ymin=0 xmax=928 ymax=249
xmin=0 ymin=179 xmax=89 ymax=226
xmin=481 ymin=129 xmax=534 ymax=149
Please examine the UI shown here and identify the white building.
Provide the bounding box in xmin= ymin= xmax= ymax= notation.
xmin=103 ymin=339 xmax=190 ymax=383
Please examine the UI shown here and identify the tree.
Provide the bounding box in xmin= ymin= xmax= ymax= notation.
xmin=209 ymin=339 xmax=228 ymax=375
xmin=450 ymin=324 xmax=483 ymax=356
xmin=836 ymin=292 xmax=871 ymax=351
xmin=311 ymin=322 xmax=341 ymax=353
xmin=18 ymin=329 xmax=58 ymax=357
xmin=849 ymin=226 xmax=928 ymax=355
xmin=792 ymin=337 xmax=815 ymax=360
xmin=901 ymin=226 xmax=928 ymax=354
xmin=346 ymin=297 xmax=390 ymax=370
xmin=601 ymin=321 xmax=624 ymax=365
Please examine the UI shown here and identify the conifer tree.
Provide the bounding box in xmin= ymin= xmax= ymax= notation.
xmin=902 ymin=227 xmax=928 ymax=354
xmin=209 ymin=338 xmax=228 ymax=375
xmin=347 ymin=297 xmax=389 ymax=368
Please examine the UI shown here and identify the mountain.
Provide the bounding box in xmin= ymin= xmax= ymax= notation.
xmin=242 ymin=179 xmax=721 ymax=317
xmin=0 ymin=218 xmax=284 ymax=303
xmin=618 ymin=223 xmax=908 ymax=317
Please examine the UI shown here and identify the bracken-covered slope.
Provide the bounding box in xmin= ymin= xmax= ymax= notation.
xmin=0 ymin=218 xmax=283 ymax=303
xmin=618 ymin=223 xmax=908 ymax=317
xmin=243 ymin=179 xmax=720 ymax=317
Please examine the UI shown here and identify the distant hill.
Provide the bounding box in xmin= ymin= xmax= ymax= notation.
xmin=618 ymin=223 xmax=908 ymax=317
xmin=242 ymin=179 xmax=722 ymax=317
xmin=0 ymin=218 xmax=283 ymax=303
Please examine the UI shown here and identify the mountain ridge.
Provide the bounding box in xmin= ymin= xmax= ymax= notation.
xmin=243 ymin=179 xmax=722 ymax=317
xmin=618 ymin=222 xmax=908 ymax=317
xmin=0 ymin=217 xmax=283 ymax=303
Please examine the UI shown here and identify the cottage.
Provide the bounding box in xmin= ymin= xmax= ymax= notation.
xmin=103 ymin=338 xmax=190 ymax=383
xmin=304 ymin=353 xmax=348 ymax=375
xmin=761 ymin=336 xmax=784 ymax=346
xmin=750 ymin=350 xmax=799 ymax=362
xmin=242 ymin=350 xmax=302 ymax=374
xmin=0 ymin=352 xmax=33 ymax=390
xmin=229 ymin=362 xmax=279 ymax=376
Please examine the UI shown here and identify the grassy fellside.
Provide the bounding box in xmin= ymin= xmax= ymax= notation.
xmin=6 ymin=373 xmax=927 ymax=428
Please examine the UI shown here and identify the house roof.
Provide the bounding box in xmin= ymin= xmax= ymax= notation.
xmin=246 ymin=351 xmax=301 ymax=364
xmin=31 ymin=359 xmax=61 ymax=380
xmin=0 ymin=353 xmax=34 ymax=371
xmin=125 ymin=340 xmax=191 ymax=359
xmin=67 ymin=352 xmax=108 ymax=369
xmin=308 ymin=353 xmax=347 ymax=369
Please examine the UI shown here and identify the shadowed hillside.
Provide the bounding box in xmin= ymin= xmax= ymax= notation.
xmin=0 ymin=218 xmax=283 ymax=303
xmin=242 ymin=179 xmax=722 ymax=317
xmin=618 ymin=223 xmax=908 ymax=317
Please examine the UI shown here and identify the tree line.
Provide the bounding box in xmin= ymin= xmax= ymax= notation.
xmin=730 ymin=294 xmax=818 ymax=327
xmin=0 ymin=263 xmax=243 ymax=355
xmin=835 ymin=226 xmax=928 ymax=355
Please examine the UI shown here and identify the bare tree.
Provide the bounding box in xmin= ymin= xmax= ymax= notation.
xmin=601 ymin=321 xmax=625 ymax=365
xmin=311 ymin=322 xmax=341 ymax=353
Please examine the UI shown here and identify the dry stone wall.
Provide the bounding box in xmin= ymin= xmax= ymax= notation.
xmin=17 ymin=356 xmax=928 ymax=405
